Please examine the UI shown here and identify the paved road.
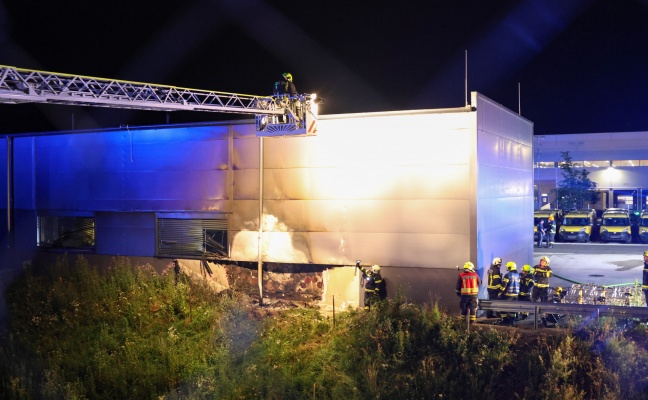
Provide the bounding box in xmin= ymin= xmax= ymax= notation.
xmin=534 ymin=242 xmax=646 ymax=289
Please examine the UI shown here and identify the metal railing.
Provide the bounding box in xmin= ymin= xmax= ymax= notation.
xmin=478 ymin=299 xmax=648 ymax=330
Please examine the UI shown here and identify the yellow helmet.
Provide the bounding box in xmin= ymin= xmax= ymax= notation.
xmin=548 ymin=215 xmax=554 ymax=221
xmin=556 ymin=286 xmax=563 ymax=293
xmin=492 ymin=257 xmax=502 ymax=266
xmin=522 ymin=264 xmax=532 ymax=272
xmin=463 ymin=262 xmax=475 ymax=271
xmin=540 ymin=256 xmax=550 ymax=266
xmin=643 ymin=250 xmax=648 ymax=257
xmin=506 ymin=261 xmax=517 ymax=271
xmin=371 ymin=265 xmax=381 ymax=273
xmin=282 ymin=72 xmax=293 ymax=82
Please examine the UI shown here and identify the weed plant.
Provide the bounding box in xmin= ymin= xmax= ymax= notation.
xmin=2 ymin=257 xmax=648 ymax=399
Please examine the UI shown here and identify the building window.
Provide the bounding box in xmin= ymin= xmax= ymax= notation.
xmin=157 ymin=218 xmax=228 ymax=259
xmin=612 ymin=160 xmax=640 ymax=167
xmin=535 ymin=162 xmax=555 ymax=168
xmin=639 ymin=160 xmax=648 ymax=166
xmin=37 ymin=216 xmax=95 ymax=250
xmin=583 ymin=160 xmax=610 ymax=168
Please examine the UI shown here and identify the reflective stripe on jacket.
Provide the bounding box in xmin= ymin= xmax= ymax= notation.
xmin=456 ymin=271 xmax=481 ymax=296
xmin=501 ymin=271 xmax=520 ymax=297
xmin=519 ymin=273 xmax=535 ymax=297
xmin=532 ymin=265 xmax=552 ymax=288
xmin=487 ymin=265 xmax=503 ymax=290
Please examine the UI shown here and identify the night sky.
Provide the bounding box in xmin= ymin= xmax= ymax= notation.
xmin=2 ymin=0 xmax=648 ymax=135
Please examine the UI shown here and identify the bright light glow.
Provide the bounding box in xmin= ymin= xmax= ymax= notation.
xmin=602 ymin=166 xmax=620 ymax=183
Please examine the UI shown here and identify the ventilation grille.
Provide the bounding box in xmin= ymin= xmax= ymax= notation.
xmin=157 ymin=218 xmax=228 ymax=259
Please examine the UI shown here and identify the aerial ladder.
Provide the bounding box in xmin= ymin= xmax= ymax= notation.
xmin=0 ymin=65 xmax=318 ymax=136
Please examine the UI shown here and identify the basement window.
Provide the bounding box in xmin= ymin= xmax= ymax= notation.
xmin=157 ymin=217 xmax=228 ymax=259
xmin=37 ymin=216 xmax=96 ymax=251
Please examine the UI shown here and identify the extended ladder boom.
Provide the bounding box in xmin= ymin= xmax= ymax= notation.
xmin=0 ymin=65 xmax=318 ymax=136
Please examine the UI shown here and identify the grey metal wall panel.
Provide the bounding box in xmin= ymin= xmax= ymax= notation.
xmin=95 ymin=212 xmax=156 ymax=256
xmin=233 ymin=169 xmax=260 ymax=200
xmin=33 ymin=128 xmax=231 ymax=212
xmin=264 ymin=114 xmax=472 ymax=169
xmin=473 ymin=92 xmax=534 ymax=288
xmin=263 ymin=165 xmax=471 ymax=200
xmin=233 ymin=137 xmax=259 ymax=170
xmin=261 ymin=199 xmax=470 ymax=234
xmin=228 ymin=111 xmax=477 ymax=269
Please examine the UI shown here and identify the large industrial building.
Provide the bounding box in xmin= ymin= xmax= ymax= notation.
xmin=534 ymin=132 xmax=648 ymax=211
xmin=1 ymin=92 xmax=534 ymax=313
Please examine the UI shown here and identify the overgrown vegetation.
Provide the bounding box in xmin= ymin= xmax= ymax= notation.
xmin=2 ymin=257 xmax=648 ymax=399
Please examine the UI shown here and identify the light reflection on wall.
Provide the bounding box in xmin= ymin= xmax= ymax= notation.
xmin=230 ymin=112 xmax=474 ymax=268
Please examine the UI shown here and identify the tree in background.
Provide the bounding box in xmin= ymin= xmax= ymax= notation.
xmin=551 ymin=151 xmax=600 ymax=210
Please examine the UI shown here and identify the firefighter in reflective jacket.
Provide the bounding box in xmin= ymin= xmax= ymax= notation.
xmin=356 ymin=261 xmax=385 ymax=310
xmin=456 ymin=262 xmax=481 ymax=323
xmin=532 ymin=256 xmax=552 ymax=302
xmin=498 ymin=262 xmax=520 ymax=324
xmin=518 ymin=264 xmax=534 ymax=320
xmin=486 ymin=257 xmax=503 ymax=318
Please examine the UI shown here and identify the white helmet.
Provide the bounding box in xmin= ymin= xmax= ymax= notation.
xmin=492 ymin=257 xmax=502 ymax=266
xmin=371 ymin=265 xmax=381 ymax=273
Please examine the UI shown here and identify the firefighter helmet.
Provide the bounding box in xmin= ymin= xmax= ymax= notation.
xmin=549 ymin=215 xmax=554 ymax=221
xmin=540 ymin=256 xmax=550 ymax=266
xmin=371 ymin=265 xmax=380 ymax=273
xmin=463 ymin=262 xmax=475 ymax=271
xmin=643 ymin=250 xmax=648 ymax=257
xmin=522 ymin=264 xmax=532 ymax=272
xmin=556 ymin=286 xmax=563 ymax=293
xmin=506 ymin=261 xmax=517 ymax=271
xmin=492 ymin=257 xmax=502 ymax=266
xmin=282 ymin=72 xmax=293 ymax=82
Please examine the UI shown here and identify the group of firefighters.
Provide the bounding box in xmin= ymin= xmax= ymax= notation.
xmin=456 ymin=255 xmax=558 ymax=325
xmin=457 ymin=249 xmax=648 ymax=326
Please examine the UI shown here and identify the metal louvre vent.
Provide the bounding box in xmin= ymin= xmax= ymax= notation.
xmin=37 ymin=216 xmax=95 ymax=250
xmin=157 ymin=218 xmax=228 ymax=259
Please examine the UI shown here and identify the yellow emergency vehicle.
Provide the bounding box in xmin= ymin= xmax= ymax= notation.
xmin=599 ymin=208 xmax=632 ymax=243
xmin=559 ymin=209 xmax=597 ymax=243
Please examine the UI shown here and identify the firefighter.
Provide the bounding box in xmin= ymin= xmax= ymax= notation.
xmin=486 ymin=257 xmax=503 ymax=318
xmin=547 ymin=215 xmax=556 ymax=248
xmin=456 ymin=261 xmax=481 ymax=323
xmin=273 ymin=72 xmax=298 ymax=96
xmin=643 ymin=250 xmax=648 ymax=306
xmin=532 ymin=256 xmax=552 ymax=303
xmin=498 ymin=261 xmax=520 ymax=325
xmin=518 ymin=264 xmax=534 ymax=320
xmin=356 ymin=261 xmax=385 ymax=310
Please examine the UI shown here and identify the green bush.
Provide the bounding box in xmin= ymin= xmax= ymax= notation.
xmin=3 ymin=258 xmax=648 ymax=399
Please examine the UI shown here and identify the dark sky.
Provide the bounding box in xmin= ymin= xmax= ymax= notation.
xmin=2 ymin=0 xmax=648 ymax=135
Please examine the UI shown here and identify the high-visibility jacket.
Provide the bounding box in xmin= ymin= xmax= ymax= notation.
xmin=643 ymin=263 xmax=648 ymax=290
xmin=487 ymin=265 xmax=503 ymax=291
xmin=500 ymin=271 xmax=520 ymax=297
xmin=456 ymin=271 xmax=481 ymax=296
xmin=519 ymin=272 xmax=535 ymax=297
xmin=532 ymin=265 xmax=552 ymax=288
